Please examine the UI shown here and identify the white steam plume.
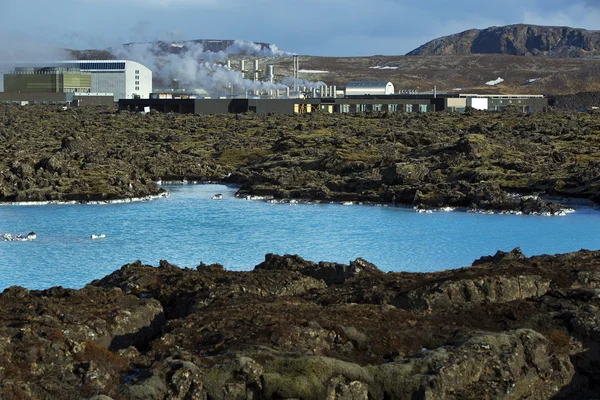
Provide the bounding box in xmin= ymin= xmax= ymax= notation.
xmin=281 ymin=76 xmax=326 ymax=89
xmin=111 ymin=40 xmax=320 ymax=95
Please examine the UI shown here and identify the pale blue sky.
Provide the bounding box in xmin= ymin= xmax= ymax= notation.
xmin=1 ymin=0 xmax=598 ymax=57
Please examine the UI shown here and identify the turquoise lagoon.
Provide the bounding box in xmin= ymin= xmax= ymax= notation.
xmin=1 ymin=184 xmax=599 ymax=290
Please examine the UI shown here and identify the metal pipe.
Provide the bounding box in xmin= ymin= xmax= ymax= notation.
xmin=254 ymin=59 xmax=260 ymax=81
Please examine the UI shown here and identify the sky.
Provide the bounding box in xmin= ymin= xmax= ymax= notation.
xmin=0 ymin=0 xmax=599 ymax=57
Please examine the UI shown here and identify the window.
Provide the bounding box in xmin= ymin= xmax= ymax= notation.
xmin=135 ymin=86 xmax=140 ymax=91
xmin=78 ymin=62 xmax=125 ymax=70
xmin=135 ymin=70 xmax=139 ymax=74
xmin=135 ymin=75 xmax=139 ymax=80
xmin=135 ymin=81 xmax=139 ymax=85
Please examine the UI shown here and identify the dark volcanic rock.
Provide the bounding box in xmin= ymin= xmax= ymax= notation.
xmin=407 ymin=24 xmax=600 ymax=59
xmin=255 ymin=253 xmax=384 ymax=285
xmin=2 ymin=250 xmax=600 ymax=398
xmin=2 ymin=106 xmax=600 ymax=213
xmin=472 ymin=247 xmax=527 ymax=266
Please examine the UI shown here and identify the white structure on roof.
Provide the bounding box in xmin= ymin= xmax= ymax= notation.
xmin=345 ymin=81 xmax=395 ymax=96
xmin=54 ymin=60 xmax=151 ymax=101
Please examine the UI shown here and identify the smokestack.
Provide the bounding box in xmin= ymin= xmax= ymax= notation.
xmin=266 ymin=64 xmax=275 ymax=84
xmin=254 ymin=59 xmax=260 ymax=81
xmin=333 ymin=85 xmax=337 ymax=98
xmin=434 ymin=86 xmax=437 ymax=98
xmin=286 ymin=86 xmax=290 ymax=98
xmin=241 ymin=60 xmax=246 ymax=79
xmin=292 ymin=55 xmax=299 ymax=92
xmin=226 ymin=60 xmax=231 ymax=70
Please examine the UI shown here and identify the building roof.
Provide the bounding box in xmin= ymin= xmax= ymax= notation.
xmin=55 ymin=60 xmax=151 ymax=72
xmin=1 ymin=60 xmax=151 ymax=73
xmin=347 ymin=81 xmax=392 ymax=88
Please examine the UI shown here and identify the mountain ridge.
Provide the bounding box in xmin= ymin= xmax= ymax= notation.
xmin=406 ymin=24 xmax=600 ymax=58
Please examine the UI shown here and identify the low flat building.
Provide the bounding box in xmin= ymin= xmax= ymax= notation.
xmin=119 ymin=94 xmax=547 ymax=115
xmin=0 ymin=92 xmax=115 ymax=106
xmin=1 ymin=60 xmax=152 ymax=101
xmin=445 ymin=94 xmax=547 ymax=112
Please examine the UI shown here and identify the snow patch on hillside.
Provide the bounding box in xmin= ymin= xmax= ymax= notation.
xmin=298 ymin=69 xmax=329 ymax=74
xmin=485 ymin=77 xmax=504 ymax=86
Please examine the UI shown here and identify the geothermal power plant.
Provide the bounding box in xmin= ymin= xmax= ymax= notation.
xmin=0 ymin=53 xmax=548 ymax=114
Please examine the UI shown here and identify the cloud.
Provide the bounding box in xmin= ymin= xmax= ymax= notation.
xmin=83 ymin=0 xmax=224 ymax=8
xmin=1 ymin=0 xmax=599 ymax=57
xmin=521 ymin=1 xmax=600 ymax=30
xmin=0 ymin=32 xmax=69 ymax=65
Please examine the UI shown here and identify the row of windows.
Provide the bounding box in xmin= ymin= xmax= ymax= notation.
xmin=354 ymin=104 xmax=428 ymax=112
xmin=64 ymin=88 xmax=91 ymax=93
xmin=58 ymin=62 xmax=126 ymax=70
xmin=300 ymin=103 xmax=430 ymax=114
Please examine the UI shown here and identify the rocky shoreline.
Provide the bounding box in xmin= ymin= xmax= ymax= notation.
xmin=0 ymin=191 xmax=169 ymax=206
xmin=1 ymin=105 xmax=600 ymax=214
xmin=238 ymin=191 xmax=579 ymax=216
xmin=1 ymin=248 xmax=600 ymax=399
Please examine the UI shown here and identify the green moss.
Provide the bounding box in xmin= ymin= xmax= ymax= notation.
xmin=216 ymin=148 xmax=270 ymax=166
xmin=262 ymin=356 xmax=372 ymax=400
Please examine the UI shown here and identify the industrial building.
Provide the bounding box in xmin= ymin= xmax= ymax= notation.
xmin=346 ymin=82 xmax=395 ymax=96
xmin=448 ymin=94 xmax=547 ymax=112
xmin=119 ymin=90 xmax=547 ymax=115
xmin=4 ymin=67 xmax=92 ymax=93
xmin=1 ymin=60 xmax=152 ymax=102
xmin=0 ymin=92 xmax=114 ymax=106
xmin=49 ymin=60 xmax=151 ymax=101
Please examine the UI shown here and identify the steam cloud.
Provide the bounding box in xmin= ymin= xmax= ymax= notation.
xmin=112 ymin=40 xmax=299 ymax=95
xmin=0 ymin=36 xmax=326 ymax=96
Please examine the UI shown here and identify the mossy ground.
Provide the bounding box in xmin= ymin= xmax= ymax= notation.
xmin=1 ymin=105 xmax=599 ymax=212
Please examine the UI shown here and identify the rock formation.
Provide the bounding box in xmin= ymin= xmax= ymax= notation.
xmin=407 ymin=24 xmax=600 ymax=59
xmin=2 ymin=249 xmax=600 ymax=398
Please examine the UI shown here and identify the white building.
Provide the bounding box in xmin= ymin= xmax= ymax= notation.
xmin=55 ymin=60 xmax=152 ymax=101
xmin=0 ymin=60 xmax=152 ymax=101
xmin=345 ymin=81 xmax=395 ymax=96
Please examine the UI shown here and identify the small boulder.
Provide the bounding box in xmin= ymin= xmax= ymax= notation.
xmin=472 ymin=247 xmax=527 ymax=266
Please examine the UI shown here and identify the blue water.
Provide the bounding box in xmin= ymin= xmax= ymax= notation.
xmin=1 ymin=184 xmax=599 ymax=290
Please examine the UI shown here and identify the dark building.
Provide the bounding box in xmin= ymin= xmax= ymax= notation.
xmin=119 ymin=94 xmax=548 ymax=115
xmin=0 ymin=92 xmax=114 ymax=106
